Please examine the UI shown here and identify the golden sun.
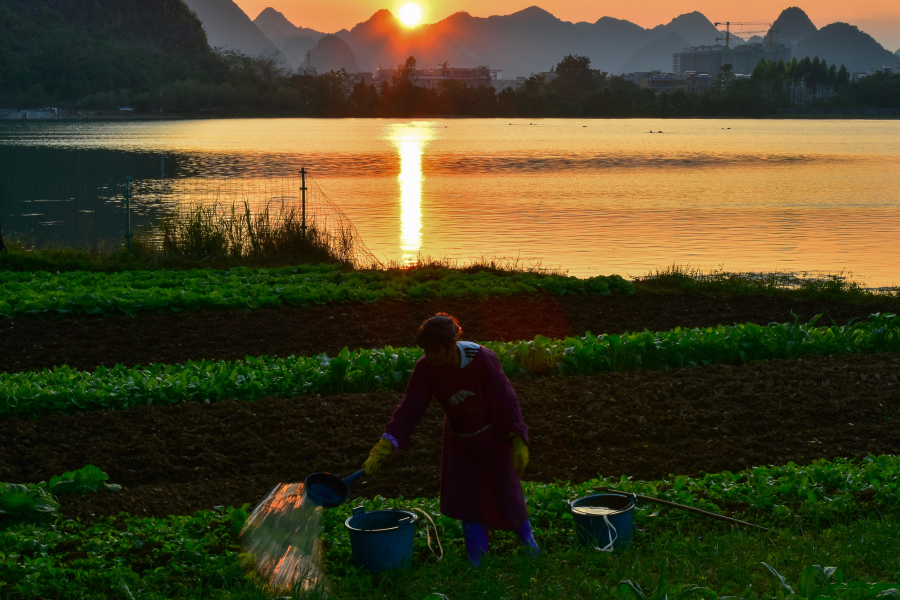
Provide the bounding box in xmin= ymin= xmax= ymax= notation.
xmin=398 ymin=3 xmax=422 ymax=26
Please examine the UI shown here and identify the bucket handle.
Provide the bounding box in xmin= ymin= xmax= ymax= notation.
xmin=567 ymin=495 xmax=624 ymax=553
xmin=595 ymin=515 xmax=618 ymax=553
xmin=411 ymin=508 xmax=443 ymax=561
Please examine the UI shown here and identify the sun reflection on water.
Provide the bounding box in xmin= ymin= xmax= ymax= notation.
xmin=388 ymin=123 xmax=435 ymax=266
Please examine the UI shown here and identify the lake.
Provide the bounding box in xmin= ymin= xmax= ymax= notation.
xmin=1 ymin=118 xmax=898 ymax=286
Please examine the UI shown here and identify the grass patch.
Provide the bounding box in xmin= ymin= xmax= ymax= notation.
xmin=635 ymin=265 xmax=900 ymax=305
xmin=1 ymin=456 xmax=898 ymax=599
xmin=0 ymin=265 xmax=631 ymax=319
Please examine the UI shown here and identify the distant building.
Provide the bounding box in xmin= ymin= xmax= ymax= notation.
xmin=721 ymin=43 xmax=791 ymax=75
xmin=642 ymin=72 xmax=714 ymax=94
xmin=0 ymin=108 xmax=59 ymax=120
xmin=673 ymin=45 xmax=725 ymax=76
xmin=376 ymin=65 xmax=502 ymax=90
xmin=674 ymin=43 xmax=790 ymax=76
xmin=491 ymin=78 xmax=525 ymax=93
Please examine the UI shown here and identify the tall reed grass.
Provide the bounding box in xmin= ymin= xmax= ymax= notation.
xmin=157 ymin=200 xmax=357 ymax=266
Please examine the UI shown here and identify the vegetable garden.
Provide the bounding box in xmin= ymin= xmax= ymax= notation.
xmin=0 ymin=266 xmax=633 ymax=318
xmin=1 ymin=264 xmax=898 ymax=599
xmin=2 ymin=458 xmax=899 ymax=599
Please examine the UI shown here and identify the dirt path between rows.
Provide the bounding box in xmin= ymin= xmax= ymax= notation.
xmin=1 ymin=351 xmax=898 ymax=520
xmin=2 ymin=293 xmax=894 ymax=373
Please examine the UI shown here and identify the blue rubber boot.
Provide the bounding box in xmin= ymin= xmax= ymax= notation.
xmin=462 ymin=521 xmax=489 ymax=566
xmin=516 ymin=519 xmax=540 ymax=558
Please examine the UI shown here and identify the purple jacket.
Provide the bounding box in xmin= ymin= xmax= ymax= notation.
xmin=383 ymin=345 xmax=530 ymax=530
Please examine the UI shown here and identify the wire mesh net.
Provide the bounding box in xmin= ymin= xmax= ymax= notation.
xmin=0 ymin=173 xmax=379 ymax=268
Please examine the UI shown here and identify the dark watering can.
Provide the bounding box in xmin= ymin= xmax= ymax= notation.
xmin=304 ymin=469 xmax=365 ymax=508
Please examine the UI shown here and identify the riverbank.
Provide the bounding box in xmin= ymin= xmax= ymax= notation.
xmin=4 ymin=109 xmax=900 ymax=120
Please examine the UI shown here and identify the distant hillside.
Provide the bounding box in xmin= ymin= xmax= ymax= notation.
xmin=620 ymin=32 xmax=688 ymax=73
xmin=253 ymin=8 xmax=324 ymax=44
xmin=308 ymin=35 xmax=360 ymax=73
xmin=252 ymin=7 xmax=325 ymax=68
xmin=335 ymin=7 xmax=734 ymax=76
xmin=649 ymin=11 xmax=725 ymax=47
xmin=0 ymin=0 xmax=217 ymax=104
xmin=771 ymin=7 xmax=817 ymax=46
xmin=281 ymin=35 xmax=317 ymax=68
xmin=183 ymin=0 xmax=279 ymax=58
xmin=794 ymin=23 xmax=898 ymax=72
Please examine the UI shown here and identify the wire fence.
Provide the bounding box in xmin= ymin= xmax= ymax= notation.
xmin=0 ymin=172 xmax=378 ymax=267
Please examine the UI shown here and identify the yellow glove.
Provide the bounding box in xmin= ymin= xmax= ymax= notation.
xmin=510 ymin=434 xmax=529 ymax=478
xmin=364 ymin=438 xmax=393 ymax=475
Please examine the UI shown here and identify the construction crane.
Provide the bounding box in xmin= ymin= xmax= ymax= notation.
xmin=713 ymin=22 xmax=772 ymax=49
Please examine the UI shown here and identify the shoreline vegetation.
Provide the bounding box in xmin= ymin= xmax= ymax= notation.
xmin=2 ymin=240 xmax=899 ymax=302
xmin=3 ymin=48 xmax=899 ymax=119
xmin=2 ymin=239 xmax=898 ymax=295
xmin=6 ymin=111 xmax=900 ymax=121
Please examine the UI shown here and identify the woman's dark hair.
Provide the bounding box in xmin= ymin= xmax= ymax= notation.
xmin=415 ymin=313 xmax=461 ymax=353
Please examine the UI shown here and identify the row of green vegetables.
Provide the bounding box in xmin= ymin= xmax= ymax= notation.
xmin=1 ymin=312 xmax=897 ymax=420
xmin=1 ymin=465 xmax=120 ymax=527
xmin=2 ymin=456 xmax=898 ymax=599
xmin=0 ymin=264 xmax=633 ymax=318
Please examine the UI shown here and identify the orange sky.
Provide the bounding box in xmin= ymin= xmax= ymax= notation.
xmin=234 ymin=0 xmax=900 ymax=50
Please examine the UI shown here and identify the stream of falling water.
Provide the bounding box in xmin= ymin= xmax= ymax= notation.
xmin=240 ymin=482 xmax=324 ymax=592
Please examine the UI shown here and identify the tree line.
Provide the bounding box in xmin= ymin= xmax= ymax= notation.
xmin=2 ymin=0 xmax=896 ymax=116
xmin=4 ymin=6 xmax=898 ymax=120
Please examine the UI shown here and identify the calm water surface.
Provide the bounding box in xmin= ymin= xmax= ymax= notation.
xmin=1 ymin=118 xmax=898 ymax=286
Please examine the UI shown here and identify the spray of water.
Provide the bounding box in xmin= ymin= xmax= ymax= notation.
xmin=240 ymin=482 xmax=325 ymax=593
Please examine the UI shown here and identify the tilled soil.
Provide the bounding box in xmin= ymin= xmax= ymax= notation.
xmin=1 ymin=293 xmax=894 ymax=373
xmin=1 ymin=351 xmax=898 ymax=521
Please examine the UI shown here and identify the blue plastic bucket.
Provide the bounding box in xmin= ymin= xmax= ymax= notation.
xmin=570 ymin=493 xmax=635 ymax=550
xmin=344 ymin=507 xmax=418 ymax=572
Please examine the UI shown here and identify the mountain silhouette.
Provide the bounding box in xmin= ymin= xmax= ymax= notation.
xmin=308 ymin=35 xmax=360 ymax=73
xmin=281 ymin=35 xmax=317 ymax=68
xmin=794 ymin=23 xmax=898 ymax=72
xmin=649 ymin=12 xmax=727 ymax=47
xmin=183 ymin=0 xmax=279 ymax=58
xmin=620 ymin=32 xmax=689 ymax=73
xmin=332 ymin=7 xmax=734 ymax=75
xmin=191 ymin=4 xmax=896 ymax=78
xmin=771 ymin=7 xmax=817 ymax=46
xmin=254 ymin=7 xmax=325 ymax=45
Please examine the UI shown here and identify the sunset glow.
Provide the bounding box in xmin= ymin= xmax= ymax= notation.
xmin=235 ymin=1 xmax=900 ymax=51
xmin=398 ymin=3 xmax=422 ymax=26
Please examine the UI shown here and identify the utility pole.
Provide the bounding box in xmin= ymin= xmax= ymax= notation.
xmin=0 ymin=182 xmax=6 ymax=254
xmin=300 ymin=168 xmax=307 ymax=247
xmin=124 ymin=175 xmax=132 ymax=251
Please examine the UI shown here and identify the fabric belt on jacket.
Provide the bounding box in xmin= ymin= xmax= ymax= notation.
xmin=450 ymin=423 xmax=493 ymax=437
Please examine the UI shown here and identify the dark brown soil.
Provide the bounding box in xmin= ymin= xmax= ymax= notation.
xmin=1 ymin=351 xmax=897 ymax=521
xmin=1 ymin=292 xmax=894 ymax=373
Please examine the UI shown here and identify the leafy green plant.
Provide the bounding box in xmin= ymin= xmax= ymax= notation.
xmin=47 ymin=465 xmax=122 ymax=495
xmin=611 ymin=567 xmax=715 ymax=600
xmin=0 ymin=265 xmax=633 ymax=319
xmin=0 ymin=483 xmax=59 ymax=526
xmin=0 ymin=466 xmax=120 ymax=528
xmin=1 ymin=457 xmax=899 ymax=599
xmin=1 ymin=313 xmax=897 ymax=420
xmin=761 ymin=563 xmax=900 ymax=599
